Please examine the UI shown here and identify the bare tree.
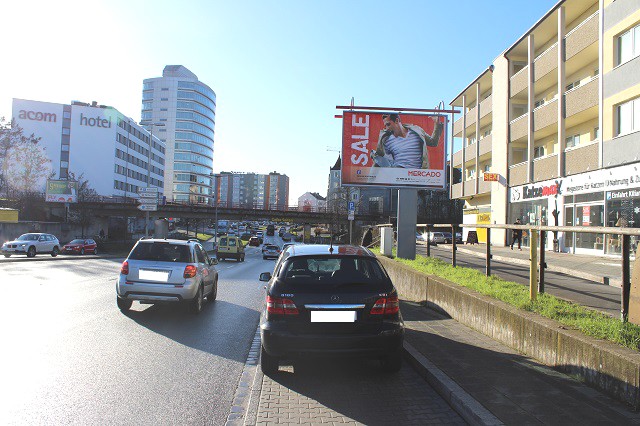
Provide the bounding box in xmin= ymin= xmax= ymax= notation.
xmin=0 ymin=118 xmax=41 ymax=195
xmin=67 ymin=173 xmax=100 ymax=238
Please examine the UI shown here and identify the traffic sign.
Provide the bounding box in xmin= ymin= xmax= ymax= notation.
xmin=138 ymin=204 xmax=158 ymax=211
xmin=348 ymin=211 xmax=355 ymax=221
xmin=138 ymin=187 xmax=159 ymax=193
xmin=348 ymin=201 xmax=355 ymax=211
xmin=139 ymin=192 xmax=158 ymax=199
xmin=139 ymin=197 xmax=158 ymax=204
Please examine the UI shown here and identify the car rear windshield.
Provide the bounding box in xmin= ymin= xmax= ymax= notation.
xmin=128 ymin=242 xmax=192 ymax=263
xmin=69 ymin=239 xmax=85 ymax=244
xmin=280 ymin=256 xmax=387 ymax=285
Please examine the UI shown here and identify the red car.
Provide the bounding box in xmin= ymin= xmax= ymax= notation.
xmin=63 ymin=239 xmax=98 ymax=255
xmin=248 ymin=237 xmax=261 ymax=247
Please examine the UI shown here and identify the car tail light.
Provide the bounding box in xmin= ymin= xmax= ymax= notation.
xmin=120 ymin=261 xmax=129 ymax=275
xmin=370 ymin=296 xmax=399 ymax=315
xmin=184 ymin=265 xmax=198 ymax=278
xmin=267 ymin=296 xmax=298 ymax=315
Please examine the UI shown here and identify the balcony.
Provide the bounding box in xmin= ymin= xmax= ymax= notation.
xmin=453 ymin=149 xmax=463 ymax=167
xmin=479 ymin=95 xmax=492 ymax=119
xmin=452 ymin=182 xmax=463 ymax=199
xmin=464 ymin=179 xmax=476 ymax=196
xmin=479 ymin=135 xmax=492 ymax=157
xmin=478 ymin=178 xmax=491 ymax=194
xmin=565 ymin=76 xmax=598 ymax=117
xmin=533 ymin=99 xmax=558 ymax=132
xmin=464 ymin=144 xmax=476 ymax=163
xmin=510 ymin=66 xmax=528 ymax=98
xmin=466 ymin=106 xmax=477 ymax=128
xmin=566 ymin=11 xmax=599 ymax=60
xmin=534 ymin=43 xmax=558 ymax=81
xmin=453 ymin=117 xmax=463 ymax=136
xmin=510 ymin=114 xmax=528 ymax=141
xmin=565 ymin=142 xmax=599 ymax=175
xmin=509 ymin=162 xmax=528 ymax=186
xmin=533 ymin=153 xmax=558 ymax=182
xmin=604 ymin=132 xmax=640 ymax=168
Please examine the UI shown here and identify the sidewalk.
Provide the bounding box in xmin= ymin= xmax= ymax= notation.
xmin=423 ymin=242 xmax=626 ymax=287
xmin=401 ymin=300 xmax=640 ymax=425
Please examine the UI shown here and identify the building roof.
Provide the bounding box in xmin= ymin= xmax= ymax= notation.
xmin=331 ymin=156 xmax=341 ymax=171
xmin=310 ymin=192 xmax=326 ymax=201
xmin=162 ymin=65 xmax=198 ymax=80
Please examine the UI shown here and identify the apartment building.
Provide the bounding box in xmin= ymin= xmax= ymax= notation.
xmin=213 ymin=171 xmax=289 ymax=210
xmin=450 ymin=0 xmax=640 ymax=255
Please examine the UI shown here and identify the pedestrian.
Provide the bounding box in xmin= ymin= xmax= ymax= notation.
xmin=361 ymin=226 xmax=373 ymax=248
xmin=99 ymin=229 xmax=105 ymax=240
xmin=511 ymin=219 xmax=523 ymax=251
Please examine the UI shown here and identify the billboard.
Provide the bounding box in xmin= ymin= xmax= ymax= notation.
xmin=46 ymin=180 xmax=78 ymax=203
xmin=341 ymin=111 xmax=447 ymax=188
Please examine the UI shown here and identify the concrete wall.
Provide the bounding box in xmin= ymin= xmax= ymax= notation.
xmin=565 ymin=142 xmax=599 ymax=175
xmin=378 ymin=255 xmax=640 ymax=409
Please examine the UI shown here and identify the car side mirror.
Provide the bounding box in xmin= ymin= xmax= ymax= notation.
xmin=259 ymin=272 xmax=271 ymax=282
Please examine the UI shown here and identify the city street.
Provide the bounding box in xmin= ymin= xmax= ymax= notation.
xmin=0 ymin=237 xmax=463 ymax=425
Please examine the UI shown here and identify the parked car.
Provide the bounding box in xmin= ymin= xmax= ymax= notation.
xmin=428 ymin=232 xmax=447 ymax=245
xmin=217 ymin=235 xmax=245 ymax=261
xmin=62 ymin=238 xmax=98 ymax=255
xmin=1 ymin=233 xmax=60 ymax=258
xmin=248 ymin=236 xmax=261 ymax=247
xmin=115 ymin=238 xmax=218 ymax=314
xmin=262 ymin=244 xmax=281 ymax=260
xmin=416 ymin=232 xmax=427 ymax=242
xmin=258 ymin=244 xmax=404 ymax=374
xmin=278 ymin=227 xmax=286 ymax=237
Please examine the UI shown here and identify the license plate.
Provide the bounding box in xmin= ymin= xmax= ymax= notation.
xmin=139 ymin=270 xmax=170 ymax=282
xmin=310 ymin=311 xmax=356 ymax=323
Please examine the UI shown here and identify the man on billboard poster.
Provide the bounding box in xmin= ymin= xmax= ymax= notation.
xmin=370 ymin=113 xmax=443 ymax=169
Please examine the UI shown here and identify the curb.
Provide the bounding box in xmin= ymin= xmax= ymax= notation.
xmin=0 ymin=254 xmax=124 ymax=263
xmin=454 ymin=247 xmax=622 ymax=288
xmin=403 ymin=341 xmax=503 ymax=426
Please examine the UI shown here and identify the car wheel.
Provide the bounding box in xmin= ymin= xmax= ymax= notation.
xmin=80 ymin=248 xmax=85 ymax=255
xmin=261 ymin=345 xmax=279 ymax=375
xmin=190 ymin=286 xmax=203 ymax=314
xmin=93 ymin=247 xmax=98 ymax=255
xmin=27 ymin=246 xmax=36 ymax=258
xmin=3 ymin=254 xmax=11 ymax=258
xmin=381 ymin=348 xmax=403 ymax=373
xmin=263 ymin=256 xmax=267 ymax=260
xmin=241 ymin=255 xmax=245 ymax=262
xmin=207 ymin=279 xmax=218 ymax=302
xmin=117 ymin=297 xmax=132 ymax=312
xmin=51 ymin=246 xmax=59 ymax=257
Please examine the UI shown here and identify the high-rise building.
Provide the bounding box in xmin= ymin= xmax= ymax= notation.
xmin=11 ymin=98 xmax=165 ymax=197
xmin=142 ymin=65 xmax=216 ymax=205
xmin=214 ymin=171 xmax=289 ymax=210
xmin=449 ymin=0 xmax=640 ymax=255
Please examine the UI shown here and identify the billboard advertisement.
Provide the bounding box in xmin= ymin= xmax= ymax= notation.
xmin=46 ymin=180 xmax=78 ymax=203
xmin=341 ymin=111 xmax=447 ymax=188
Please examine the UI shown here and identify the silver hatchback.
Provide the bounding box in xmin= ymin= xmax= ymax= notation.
xmin=116 ymin=239 xmax=218 ymax=314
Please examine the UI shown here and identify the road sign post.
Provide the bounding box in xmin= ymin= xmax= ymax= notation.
xmin=138 ymin=188 xmax=159 ymax=236
xmin=347 ymin=202 xmax=355 ymax=244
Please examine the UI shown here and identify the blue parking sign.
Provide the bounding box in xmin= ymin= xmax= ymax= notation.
xmin=348 ymin=201 xmax=355 ymax=211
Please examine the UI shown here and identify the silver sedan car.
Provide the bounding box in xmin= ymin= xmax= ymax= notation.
xmin=116 ymin=239 xmax=218 ymax=314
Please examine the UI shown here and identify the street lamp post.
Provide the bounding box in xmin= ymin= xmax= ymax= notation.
xmin=140 ymin=121 xmax=165 ymax=237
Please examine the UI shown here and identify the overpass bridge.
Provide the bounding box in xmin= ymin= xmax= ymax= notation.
xmin=71 ymin=200 xmax=393 ymax=224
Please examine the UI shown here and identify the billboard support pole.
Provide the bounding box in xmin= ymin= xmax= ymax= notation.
xmin=397 ymin=189 xmax=417 ymax=260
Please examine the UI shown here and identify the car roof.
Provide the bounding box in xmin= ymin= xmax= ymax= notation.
xmin=136 ymin=238 xmax=196 ymax=246
xmin=286 ymin=244 xmax=374 ymax=258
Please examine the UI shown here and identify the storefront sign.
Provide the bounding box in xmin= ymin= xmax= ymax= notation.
xmin=510 ymin=163 xmax=640 ymax=203
xmin=463 ymin=208 xmax=479 ymax=215
xmin=483 ymin=173 xmax=499 ymax=182
xmin=607 ymin=189 xmax=640 ymax=200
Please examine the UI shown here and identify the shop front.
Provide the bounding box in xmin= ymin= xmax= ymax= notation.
xmin=508 ymin=162 xmax=640 ymax=256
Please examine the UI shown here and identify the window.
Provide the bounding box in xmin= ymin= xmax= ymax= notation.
xmin=565 ymin=80 xmax=581 ymax=91
xmin=160 ymin=108 xmax=168 ymax=111
xmin=565 ymin=134 xmax=579 ymax=148
xmin=63 ymin=111 xmax=71 ymax=119
xmin=593 ymin=127 xmax=600 ymax=140
xmin=617 ymin=98 xmax=640 ymax=135
xmin=617 ymin=24 xmax=640 ymax=65
xmin=160 ymin=98 xmax=168 ymax=101
xmin=534 ymin=146 xmax=545 ymax=158
xmin=468 ymin=136 xmax=476 ymax=145
xmin=534 ymin=99 xmax=545 ymax=108
xmin=161 ymin=87 xmax=169 ymax=91
xmin=62 ymin=127 xmax=70 ymax=135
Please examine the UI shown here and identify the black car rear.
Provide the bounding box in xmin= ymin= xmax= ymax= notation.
xmin=259 ymin=245 xmax=404 ymax=374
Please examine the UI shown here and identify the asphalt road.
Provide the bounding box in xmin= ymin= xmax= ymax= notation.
xmin=418 ymin=243 xmax=622 ymax=317
xmin=0 ymin=243 xmax=274 ymax=425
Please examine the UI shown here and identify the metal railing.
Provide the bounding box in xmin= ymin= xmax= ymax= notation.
xmin=419 ymin=223 xmax=640 ymax=322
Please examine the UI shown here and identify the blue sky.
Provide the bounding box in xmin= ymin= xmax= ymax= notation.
xmin=0 ymin=0 xmax=558 ymax=201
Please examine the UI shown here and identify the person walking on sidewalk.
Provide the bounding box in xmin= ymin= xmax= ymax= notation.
xmin=511 ymin=219 xmax=523 ymax=251
xmin=361 ymin=226 xmax=373 ymax=248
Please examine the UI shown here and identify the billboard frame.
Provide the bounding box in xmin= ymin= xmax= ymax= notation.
xmin=45 ymin=179 xmax=78 ymax=203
